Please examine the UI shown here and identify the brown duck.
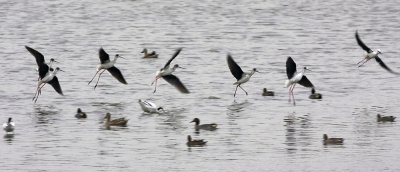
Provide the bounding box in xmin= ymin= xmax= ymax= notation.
xmin=186 ymin=135 xmax=207 ymax=147
xmin=377 ymin=114 xmax=396 ymax=122
xmin=104 ymin=113 xmax=128 ymax=128
xmin=141 ymin=48 xmax=158 ymax=58
xmin=323 ymin=134 xmax=344 ymax=145
xmin=190 ymin=118 xmax=217 ymax=131
xmin=262 ymin=88 xmax=275 ymax=96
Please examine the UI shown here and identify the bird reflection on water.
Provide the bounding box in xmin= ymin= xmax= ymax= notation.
xmin=284 ymin=112 xmax=312 ymax=155
xmin=227 ymin=100 xmax=251 ymax=116
xmin=4 ymin=133 xmax=14 ymax=143
xmin=33 ymin=105 xmax=60 ymax=125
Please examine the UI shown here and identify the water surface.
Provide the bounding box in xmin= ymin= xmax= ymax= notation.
xmin=1 ymin=0 xmax=400 ymax=171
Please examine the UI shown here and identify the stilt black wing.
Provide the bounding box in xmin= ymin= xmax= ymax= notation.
xmin=375 ymin=56 xmax=400 ymax=75
xmin=162 ymin=74 xmax=189 ymax=93
xmin=298 ymin=76 xmax=314 ymax=88
xmin=107 ymin=66 xmax=127 ymax=84
xmin=227 ymin=54 xmax=244 ymax=81
xmin=286 ymin=57 xmax=297 ymax=79
xmin=164 ymin=48 xmax=182 ymax=68
xmin=355 ymin=30 xmax=372 ymax=53
xmin=48 ymin=76 xmax=63 ymax=95
xmin=99 ymin=48 xmax=111 ymax=64
xmin=25 ymin=46 xmax=45 ymax=67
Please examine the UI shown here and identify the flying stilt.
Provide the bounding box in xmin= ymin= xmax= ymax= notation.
xmin=88 ymin=48 xmax=127 ymax=89
xmin=285 ymin=57 xmax=314 ymax=105
xmin=151 ymin=48 xmax=189 ymax=93
xmin=25 ymin=46 xmax=63 ymax=103
xmin=355 ymin=30 xmax=400 ymax=74
xmin=227 ymin=54 xmax=258 ymax=97
xmin=26 ymin=46 xmax=58 ymax=80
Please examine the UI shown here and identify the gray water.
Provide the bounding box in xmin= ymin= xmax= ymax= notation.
xmin=1 ymin=0 xmax=400 ymax=171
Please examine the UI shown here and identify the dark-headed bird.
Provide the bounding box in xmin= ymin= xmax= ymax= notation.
xmin=3 ymin=117 xmax=15 ymax=133
xmin=309 ymin=88 xmax=322 ymax=99
xmin=190 ymin=118 xmax=218 ymax=131
xmin=323 ymin=134 xmax=344 ymax=145
xmin=75 ymin=108 xmax=87 ymax=119
xmin=262 ymin=88 xmax=275 ymax=96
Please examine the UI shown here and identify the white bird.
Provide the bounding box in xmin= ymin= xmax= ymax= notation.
xmin=26 ymin=46 xmax=63 ymax=103
xmin=227 ymin=54 xmax=258 ymax=97
xmin=355 ymin=30 xmax=400 ymax=74
xmin=88 ymin=48 xmax=127 ymax=89
xmin=3 ymin=118 xmax=15 ymax=133
xmin=285 ymin=56 xmax=314 ymax=105
xmin=151 ymin=48 xmax=189 ymax=93
xmin=138 ymin=99 xmax=164 ymax=113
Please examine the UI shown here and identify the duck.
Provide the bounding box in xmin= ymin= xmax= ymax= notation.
xmin=104 ymin=113 xmax=128 ymax=128
xmin=141 ymin=48 xmax=158 ymax=58
xmin=138 ymin=99 xmax=164 ymax=113
xmin=323 ymin=134 xmax=344 ymax=145
xmin=186 ymin=135 xmax=207 ymax=147
xmin=377 ymin=114 xmax=396 ymax=122
xmin=309 ymin=88 xmax=322 ymax=99
xmin=75 ymin=108 xmax=87 ymax=119
xmin=3 ymin=117 xmax=15 ymax=133
xmin=190 ymin=118 xmax=217 ymax=131
xmin=262 ymin=88 xmax=274 ymax=96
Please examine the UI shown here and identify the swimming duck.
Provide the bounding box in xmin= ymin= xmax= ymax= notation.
xmin=186 ymin=135 xmax=207 ymax=147
xmin=3 ymin=117 xmax=15 ymax=133
xmin=262 ymin=88 xmax=275 ymax=96
xmin=377 ymin=114 xmax=396 ymax=122
xmin=190 ymin=118 xmax=217 ymax=131
xmin=141 ymin=48 xmax=158 ymax=58
xmin=323 ymin=134 xmax=344 ymax=145
xmin=104 ymin=113 xmax=128 ymax=128
xmin=75 ymin=108 xmax=87 ymax=119
xmin=309 ymin=88 xmax=322 ymax=99
xmin=138 ymin=99 xmax=164 ymax=113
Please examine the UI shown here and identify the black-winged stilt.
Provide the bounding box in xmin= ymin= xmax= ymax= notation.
xmin=88 ymin=48 xmax=127 ymax=89
xmin=25 ymin=46 xmax=63 ymax=103
xmin=285 ymin=57 xmax=314 ymax=105
xmin=227 ymin=54 xmax=258 ymax=97
xmin=355 ymin=30 xmax=400 ymax=74
xmin=151 ymin=48 xmax=189 ymax=93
